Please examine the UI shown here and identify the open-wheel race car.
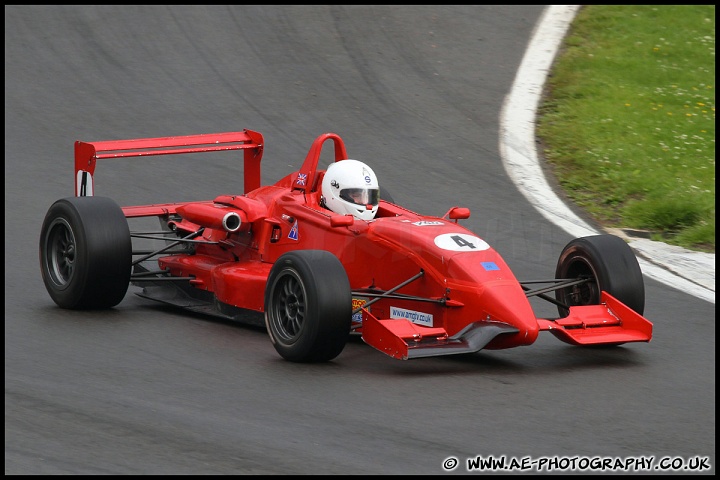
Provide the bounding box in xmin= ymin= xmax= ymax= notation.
xmin=39 ymin=129 xmax=653 ymax=362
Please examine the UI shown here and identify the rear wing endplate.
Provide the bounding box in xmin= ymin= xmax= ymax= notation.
xmin=74 ymin=129 xmax=264 ymax=197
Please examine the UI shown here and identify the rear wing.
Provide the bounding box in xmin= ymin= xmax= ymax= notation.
xmin=74 ymin=129 xmax=264 ymax=197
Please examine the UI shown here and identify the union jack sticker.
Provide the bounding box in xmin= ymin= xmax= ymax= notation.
xmin=288 ymin=220 xmax=299 ymax=240
xmin=296 ymin=173 xmax=307 ymax=186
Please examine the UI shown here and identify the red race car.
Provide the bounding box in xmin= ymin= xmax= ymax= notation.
xmin=39 ymin=129 xmax=653 ymax=362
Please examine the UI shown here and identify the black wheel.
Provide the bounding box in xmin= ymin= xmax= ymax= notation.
xmin=264 ymin=250 xmax=351 ymax=362
xmin=555 ymin=234 xmax=645 ymax=318
xmin=39 ymin=196 xmax=132 ymax=309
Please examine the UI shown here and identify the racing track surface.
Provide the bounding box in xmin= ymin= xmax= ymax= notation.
xmin=5 ymin=6 xmax=715 ymax=475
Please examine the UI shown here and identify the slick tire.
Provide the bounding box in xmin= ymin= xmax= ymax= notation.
xmin=39 ymin=196 xmax=132 ymax=309
xmin=265 ymin=250 xmax=351 ymax=363
xmin=555 ymin=234 xmax=645 ymax=318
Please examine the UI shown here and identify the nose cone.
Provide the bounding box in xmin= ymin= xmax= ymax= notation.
xmin=476 ymin=280 xmax=539 ymax=348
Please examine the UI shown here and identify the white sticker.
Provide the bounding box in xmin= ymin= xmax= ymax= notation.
xmin=433 ymin=233 xmax=489 ymax=251
xmin=412 ymin=221 xmax=444 ymax=226
xmin=390 ymin=306 xmax=433 ymax=327
xmin=76 ymin=170 xmax=93 ymax=196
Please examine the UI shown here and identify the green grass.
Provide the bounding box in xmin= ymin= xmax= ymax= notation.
xmin=537 ymin=5 xmax=715 ymax=252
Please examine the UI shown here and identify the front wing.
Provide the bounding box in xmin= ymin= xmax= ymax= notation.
xmin=361 ymin=291 xmax=652 ymax=360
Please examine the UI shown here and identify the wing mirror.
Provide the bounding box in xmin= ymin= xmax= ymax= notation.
xmin=444 ymin=206 xmax=471 ymax=222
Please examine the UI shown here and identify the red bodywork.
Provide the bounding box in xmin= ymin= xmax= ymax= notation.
xmin=74 ymin=130 xmax=652 ymax=360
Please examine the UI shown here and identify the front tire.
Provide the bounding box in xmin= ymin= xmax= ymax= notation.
xmin=555 ymin=234 xmax=645 ymax=317
xmin=39 ymin=196 xmax=132 ymax=309
xmin=264 ymin=250 xmax=351 ymax=362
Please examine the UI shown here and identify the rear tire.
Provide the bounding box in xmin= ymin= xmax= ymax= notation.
xmin=555 ymin=234 xmax=645 ymax=317
xmin=39 ymin=196 xmax=132 ymax=309
xmin=265 ymin=250 xmax=351 ymax=362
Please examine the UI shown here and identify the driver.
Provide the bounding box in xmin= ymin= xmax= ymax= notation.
xmin=320 ymin=159 xmax=379 ymax=221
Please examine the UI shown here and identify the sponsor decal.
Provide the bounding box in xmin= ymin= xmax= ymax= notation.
xmin=288 ymin=220 xmax=299 ymax=240
xmin=412 ymin=221 xmax=444 ymax=226
xmin=352 ymin=298 xmax=367 ymax=324
xmin=433 ymin=233 xmax=490 ymax=252
xmin=295 ymin=173 xmax=307 ymax=186
xmin=77 ymin=170 xmax=93 ymax=196
xmin=362 ymin=167 xmax=371 ymax=184
xmin=390 ymin=306 xmax=433 ymax=327
xmin=481 ymin=261 xmax=500 ymax=271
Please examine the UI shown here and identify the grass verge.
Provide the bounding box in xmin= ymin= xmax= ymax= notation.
xmin=537 ymin=5 xmax=715 ymax=252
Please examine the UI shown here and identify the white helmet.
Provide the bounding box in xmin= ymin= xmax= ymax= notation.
xmin=321 ymin=159 xmax=379 ymax=220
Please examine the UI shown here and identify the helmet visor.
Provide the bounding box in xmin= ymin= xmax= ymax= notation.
xmin=340 ymin=188 xmax=379 ymax=206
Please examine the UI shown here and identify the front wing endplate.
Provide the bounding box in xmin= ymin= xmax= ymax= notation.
xmin=537 ymin=291 xmax=653 ymax=345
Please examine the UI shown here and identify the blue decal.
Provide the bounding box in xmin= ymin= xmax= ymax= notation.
xmin=288 ymin=220 xmax=299 ymax=240
xmin=481 ymin=261 xmax=499 ymax=271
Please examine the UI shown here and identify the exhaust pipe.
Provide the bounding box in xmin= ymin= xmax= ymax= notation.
xmin=176 ymin=203 xmax=248 ymax=233
xmin=221 ymin=211 xmax=242 ymax=232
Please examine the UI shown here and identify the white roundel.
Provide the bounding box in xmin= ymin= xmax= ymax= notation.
xmin=434 ymin=233 xmax=489 ymax=251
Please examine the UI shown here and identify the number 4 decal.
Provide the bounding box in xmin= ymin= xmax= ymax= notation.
xmin=434 ymin=233 xmax=489 ymax=252
xmin=451 ymin=235 xmax=475 ymax=249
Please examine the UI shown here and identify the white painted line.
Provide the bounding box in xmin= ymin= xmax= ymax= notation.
xmin=499 ymin=5 xmax=715 ymax=304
